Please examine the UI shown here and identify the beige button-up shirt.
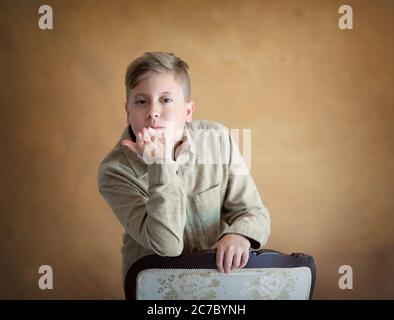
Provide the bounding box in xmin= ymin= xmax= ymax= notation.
xmin=97 ymin=120 xmax=271 ymax=284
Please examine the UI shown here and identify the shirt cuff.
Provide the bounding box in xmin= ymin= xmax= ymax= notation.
xmin=216 ymin=224 xmax=264 ymax=250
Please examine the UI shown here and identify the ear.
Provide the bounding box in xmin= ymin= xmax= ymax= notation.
xmin=185 ymin=101 xmax=195 ymax=123
xmin=124 ymin=101 xmax=130 ymax=125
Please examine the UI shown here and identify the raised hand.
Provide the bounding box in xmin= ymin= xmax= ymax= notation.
xmin=121 ymin=127 xmax=175 ymax=163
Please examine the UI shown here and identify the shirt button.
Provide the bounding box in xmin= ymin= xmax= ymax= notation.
xmin=176 ymin=170 xmax=179 ymax=175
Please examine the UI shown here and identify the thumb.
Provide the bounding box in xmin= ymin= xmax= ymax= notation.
xmin=121 ymin=139 xmax=138 ymax=154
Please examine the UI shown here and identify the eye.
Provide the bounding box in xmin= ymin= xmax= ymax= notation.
xmin=163 ymin=98 xmax=173 ymax=103
xmin=135 ymin=99 xmax=146 ymax=105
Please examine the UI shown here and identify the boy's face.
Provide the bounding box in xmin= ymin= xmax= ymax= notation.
xmin=125 ymin=71 xmax=194 ymax=142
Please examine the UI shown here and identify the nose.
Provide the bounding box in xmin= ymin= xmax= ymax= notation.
xmin=146 ymin=104 xmax=160 ymax=120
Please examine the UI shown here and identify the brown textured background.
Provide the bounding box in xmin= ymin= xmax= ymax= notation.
xmin=0 ymin=0 xmax=393 ymax=299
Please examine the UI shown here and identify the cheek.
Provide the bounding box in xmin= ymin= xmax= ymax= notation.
xmin=129 ymin=111 xmax=145 ymax=128
xmin=162 ymin=107 xmax=186 ymax=121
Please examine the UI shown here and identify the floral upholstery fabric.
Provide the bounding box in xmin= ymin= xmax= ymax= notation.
xmin=136 ymin=267 xmax=312 ymax=300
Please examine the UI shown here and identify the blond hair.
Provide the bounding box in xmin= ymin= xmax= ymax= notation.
xmin=125 ymin=52 xmax=191 ymax=103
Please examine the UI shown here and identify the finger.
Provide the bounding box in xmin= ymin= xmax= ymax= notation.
xmin=157 ymin=131 xmax=171 ymax=160
xmin=231 ymin=250 xmax=242 ymax=271
xmin=147 ymin=127 xmax=157 ymax=142
xmin=224 ymin=248 xmax=235 ymax=274
xmin=239 ymin=250 xmax=250 ymax=268
xmin=121 ymin=139 xmax=138 ymax=154
xmin=142 ymin=129 xmax=154 ymax=159
xmin=142 ymin=128 xmax=151 ymax=144
xmin=136 ymin=132 xmax=144 ymax=152
xmin=158 ymin=131 xmax=165 ymax=143
xmin=216 ymin=248 xmax=224 ymax=273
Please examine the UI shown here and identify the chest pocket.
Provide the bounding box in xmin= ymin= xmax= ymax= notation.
xmin=192 ymin=184 xmax=221 ymax=248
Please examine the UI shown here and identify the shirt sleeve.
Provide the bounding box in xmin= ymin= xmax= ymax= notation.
xmin=98 ymin=162 xmax=186 ymax=257
xmin=217 ymin=131 xmax=271 ymax=250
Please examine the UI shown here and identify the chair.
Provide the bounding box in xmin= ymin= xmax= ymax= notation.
xmin=125 ymin=249 xmax=316 ymax=300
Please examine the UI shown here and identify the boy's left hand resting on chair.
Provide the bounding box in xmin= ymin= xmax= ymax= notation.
xmin=213 ymin=233 xmax=251 ymax=273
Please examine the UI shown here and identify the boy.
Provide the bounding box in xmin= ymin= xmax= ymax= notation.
xmin=97 ymin=52 xmax=271 ymax=287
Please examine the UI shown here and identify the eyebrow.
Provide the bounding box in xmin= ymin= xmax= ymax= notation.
xmin=133 ymin=91 xmax=173 ymax=97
